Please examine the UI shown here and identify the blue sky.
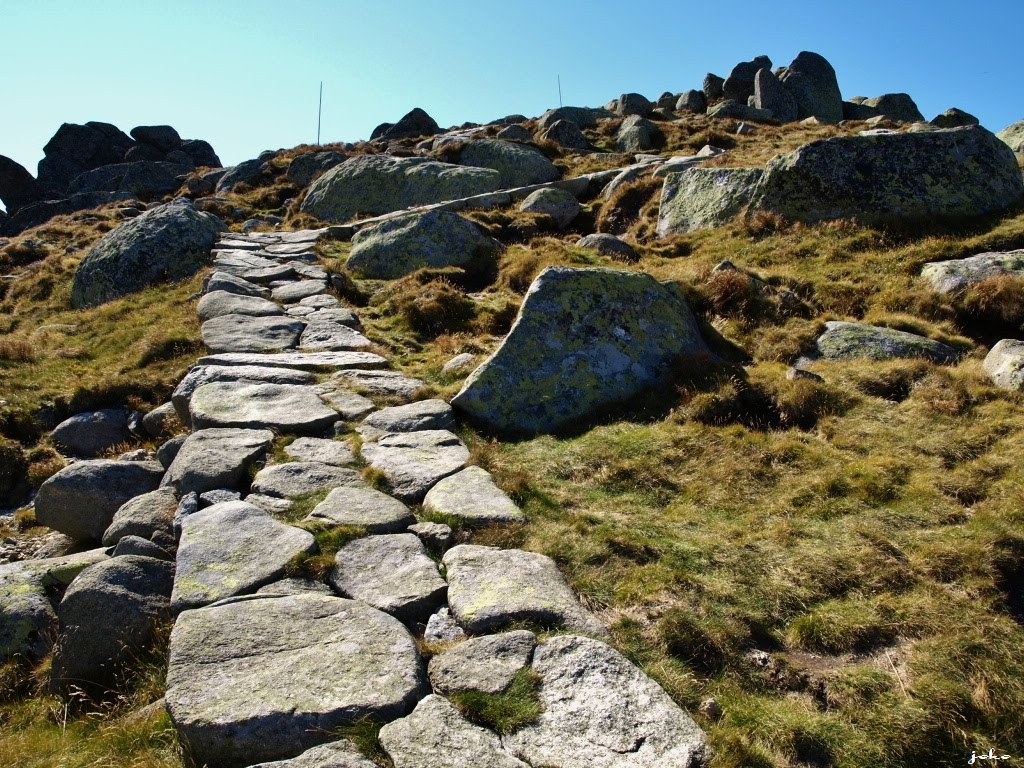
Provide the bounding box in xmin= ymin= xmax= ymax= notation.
xmin=2 ymin=0 xmax=1023 ymax=186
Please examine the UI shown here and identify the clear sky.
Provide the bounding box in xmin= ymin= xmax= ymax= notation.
xmin=2 ymin=0 xmax=1023 ymax=187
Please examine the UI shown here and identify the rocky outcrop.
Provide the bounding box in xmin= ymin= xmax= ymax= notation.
xmin=862 ymin=93 xmax=924 ymax=123
xmin=0 ymin=154 xmax=39 ymax=213
xmin=346 ymin=210 xmax=497 ymax=279
xmin=372 ymin=108 xmax=441 ymax=141
xmin=301 ymin=155 xmax=501 ymax=223
xmin=452 ymin=267 xmax=709 ymax=434
xmin=777 ymin=51 xmax=843 ymax=123
xmin=71 ymin=198 xmax=225 ymax=308
xmin=750 ymin=126 xmax=1024 ymax=226
xmin=753 ymin=68 xmax=797 ymax=122
xmin=657 ymin=167 xmax=763 ymax=235
xmin=456 ymin=140 xmax=559 ymax=188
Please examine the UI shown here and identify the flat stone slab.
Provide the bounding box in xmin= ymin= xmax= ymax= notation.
xmin=171 ymin=501 xmax=316 ymax=610
xmin=213 ymin=252 xmax=283 ymax=276
xmin=298 ymin=320 xmax=373 ymax=351
xmin=201 ymin=314 xmax=305 ymax=354
xmin=331 ymin=369 xmax=424 ymax=400
xmin=443 ymin=545 xmax=605 ymax=635
xmin=242 ymin=264 xmax=298 ymax=284
xmin=313 ymin=384 xmax=377 ymax=420
xmin=428 ymin=630 xmax=536 ymax=694
xmin=172 ymin=365 xmax=316 ymax=427
xmin=304 ymin=487 xmax=415 ymax=533
xmin=379 ymin=694 xmax=529 ymax=768
xmin=250 ymin=462 xmax=362 ymax=499
xmin=1 ymin=549 xmax=108 ymax=662
xmin=197 ymin=351 xmax=387 ymax=370
xmin=505 ymin=635 xmax=710 ymax=768
xmin=300 ymin=307 xmax=362 ymax=329
xmin=815 ymin=321 xmax=959 ymax=363
xmin=362 ymin=399 xmax=455 ymax=433
xmin=190 ymin=382 xmax=340 ymax=433
xmin=206 ymin=271 xmax=272 ymax=298
xmin=244 ymin=740 xmax=378 ymax=768
xmin=255 ymin=578 xmax=334 ymax=598
xmin=197 ymin=291 xmax=283 ymax=322
xmin=272 ymin=280 xmax=327 ymax=303
xmin=161 ymin=428 xmax=274 ymax=495
xmin=35 ymin=460 xmax=165 ymax=542
xmin=360 ymin=430 xmax=469 ymax=502
xmin=284 ymin=437 xmax=356 ymax=466
xmin=920 ymin=249 xmax=1024 ymax=295
xmin=329 ymin=533 xmax=446 ymax=624
xmin=984 ymin=339 xmax=1024 ymax=390
xmin=298 ymin=294 xmax=341 ymax=310
xmin=166 ymin=594 xmax=427 ymax=767
xmin=422 ymin=466 xmax=524 ymax=526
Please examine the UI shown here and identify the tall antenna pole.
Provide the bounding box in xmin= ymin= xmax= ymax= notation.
xmin=557 ymin=75 xmax=563 ymax=108
xmin=317 ymin=81 xmax=323 ymax=146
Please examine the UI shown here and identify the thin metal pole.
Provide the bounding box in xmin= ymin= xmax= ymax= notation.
xmin=317 ymin=81 xmax=323 ymax=146
xmin=557 ymin=75 xmax=562 ymax=108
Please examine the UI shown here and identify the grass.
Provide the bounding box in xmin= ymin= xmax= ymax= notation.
xmin=449 ymin=668 xmax=544 ymax=735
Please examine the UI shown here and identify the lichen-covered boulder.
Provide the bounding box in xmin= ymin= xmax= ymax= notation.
xmin=346 ymin=210 xmax=497 ymax=279
xmin=753 ymin=68 xmax=797 ymax=123
xmin=71 ymin=198 xmax=225 ymax=308
xmin=657 ymin=167 xmax=763 ymax=236
xmin=750 ymin=126 xmax=1024 ymax=226
xmin=921 ymin=250 xmax=1024 ymax=295
xmin=300 ymin=154 xmax=501 ymax=223
xmin=777 ymin=51 xmax=843 ymax=123
xmin=452 ymin=267 xmax=709 ymax=434
xmin=456 ymin=139 xmax=559 ymax=188
xmin=984 ymin=339 xmax=1024 ymax=390
xmin=815 ymin=321 xmax=959 ymax=363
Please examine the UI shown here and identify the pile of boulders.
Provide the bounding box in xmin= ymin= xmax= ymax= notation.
xmin=0 ymin=122 xmax=221 ymax=236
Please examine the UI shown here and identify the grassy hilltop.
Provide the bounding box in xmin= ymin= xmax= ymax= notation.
xmin=2 ymin=112 xmax=1023 ymax=767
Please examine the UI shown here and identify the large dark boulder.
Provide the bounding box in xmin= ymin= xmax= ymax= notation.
xmin=753 ymin=69 xmax=797 ymax=123
xmin=373 ymin=108 xmax=440 ymax=141
xmin=777 ymin=51 xmax=843 ymax=123
xmin=71 ymin=197 xmax=225 ymax=307
xmin=68 ymin=161 xmax=183 ymax=199
xmin=750 ymin=125 xmax=1024 ymax=227
xmin=179 ymin=139 xmax=222 ymax=168
xmin=36 ymin=122 xmax=135 ymax=195
xmin=723 ymin=55 xmax=772 ymax=103
xmin=0 ymin=154 xmax=39 ymax=213
xmin=129 ymin=125 xmax=182 ymax=153
xmin=862 ymin=93 xmax=924 ymax=123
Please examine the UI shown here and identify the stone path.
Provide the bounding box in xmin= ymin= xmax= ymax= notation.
xmin=13 ymin=226 xmax=709 ymax=767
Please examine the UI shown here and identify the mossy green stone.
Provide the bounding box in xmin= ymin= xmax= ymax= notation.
xmin=451 ymin=266 xmax=709 ymax=434
xmin=751 ymin=125 xmax=1024 ymax=226
xmin=300 ymin=154 xmax=502 ymax=223
xmin=815 ymin=321 xmax=959 ymax=363
xmin=657 ymin=167 xmax=763 ymax=236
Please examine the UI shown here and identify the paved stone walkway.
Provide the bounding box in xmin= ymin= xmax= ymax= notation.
xmin=13 ymin=224 xmax=709 ymax=767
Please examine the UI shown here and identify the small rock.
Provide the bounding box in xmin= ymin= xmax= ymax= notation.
xmin=428 ymin=630 xmax=536 ymax=694
xmin=141 ymin=402 xmax=179 ymax=439
xmin=161 ymin=428 xmax=274 ymax=495
xmin=102 ymin=487 xmax=178 ymax=549
xmin=983 ymin=339 xmax=1024 ymax=390
xmin=51 ymin=408 xmax=132 ymax=458
xmin=519 ymin=187 xmax=580 ymax=229
xmin=250 ymin=462 xmax=362 ymax=500
xmin=112 ymin=535 xmax=173 ymax=560
xmin=698 ymin=698 xmax=723 ymax=720
xmin=407 ymin=522 xmax=453 ymax=555
xmin=424 ymin=606 xmax=466 ymax=644
xmin=575 ymin=233 xmax=637 ymax=261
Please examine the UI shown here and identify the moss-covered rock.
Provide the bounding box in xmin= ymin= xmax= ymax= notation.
xmin=657 ymin=167 xmax=763 ymax=236
xmin=452 ymin=267 xmax=709 ymax=434
xmin=347 ymin=210 xmax=498 ymax=280
xmin=71 ymin=197 xmax=225 ymax=308
xmin=750 ymin=125 xmax=1024 ymax=226
xmin=815 ymin=321 xmax=959 ymax=363
xmin=300 ymin=154 xmax=501 ymax=223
